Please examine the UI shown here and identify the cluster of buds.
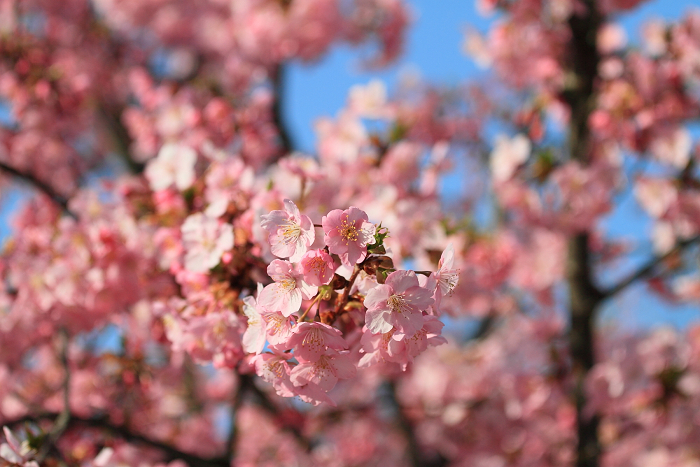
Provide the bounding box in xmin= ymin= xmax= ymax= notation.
xmin=242 ymin=200 xmax=459 ymax=405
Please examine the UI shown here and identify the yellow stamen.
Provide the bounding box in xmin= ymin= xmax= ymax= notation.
xmin=338 ymin=219 xmax=358 ymax=244
xmin=281 ymin=221 xmax=301 ymax=245
xmin=388 ymin=294 xmax=410 ymax=314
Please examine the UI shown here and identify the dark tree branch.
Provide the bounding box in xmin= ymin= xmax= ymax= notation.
xmin=382 ymin=380 xmax=447 ymax=467
xmin=37 ymin=329 xmax=72 ymax=462
xmin=96 ymin=103 xmax=145 ymax=174
xmin=384 ymin=380 xmax=422 ymax=467
xmin=224 ymin=376 xmax=246 ymax=461
xmin=271 ymin=65 xmax=295 ymax=157
xmin=469 ymin=315 xmax=497 ymax=341
xmin=601 ymin=235 xmax=700 ymax=299
xmin=322 ymin=264 xmax=362 ymax=325
xmin=2 ymin=413 xmax=229 ymax=467
xmin=0 ymin=162 xmax=77 ymax=219
xmin=564 ymin=2 xmax=603 ymax=467
xmin=567 ymin=234 xmax=603 ymax=467
xmin=240 ymin=374 xmax=312 ymax=452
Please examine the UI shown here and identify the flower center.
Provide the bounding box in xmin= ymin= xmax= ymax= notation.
xmin=388 ymin=294 xmax=409 ymax=314
xmin=281 ymin=221 xmax=301 ymax=245
xmin=439 ymin=273 xmax=459 ymax=295
xmin=302 ymin=328 xmax=324 ymax=353
xmin=339 ymin=219 xmax=358 ymax=244
xmin=267 ymin=314 xmax=286 ymax=335
xmin=265 ymin=361 xmax=286 ymax=379
xmin=309 ymin=256 xmax=326 ymax=272
xmin=280 ymin=277 xmax=296 ymax=292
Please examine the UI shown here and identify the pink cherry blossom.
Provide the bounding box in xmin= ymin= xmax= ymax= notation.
xmin=260 ymin=199 xmax=315 ymax=262
xmin=490 ymin=134 xmax=531 ymax=183
xmin=364 ymin=270 xmax=434 ymax=335
xmin=322 ymin=207 xmax=376 ymax=266
xmin=262 ymin=311 xmax=296 ymax=347
xmin=258 ymin=260 xmax=316 ymax=317
xmin=289 ymin=351 xmax=356 ymax=392
xmin=348 ymin=79 xmax=391 ymax=119
xmin=6 ymin=1 xmax=700 ymax=465
xmin=650 ymin=128 xmax=692 ymax=169
xmin=634 ymin=177 xmax=678 ymax=218
xmin=300 ymin=249 xmax=336 ymax=286
xmin=597 ymin=23 xmax=627 ymax=54
xmin=251 ymin=350 xmax=296 ymax=398
xmin=287 ymin=322 xmax=348 ymax=362
xmin=145 ymin=143 xmax=197 ymax=192
xmin=388 ymin=316 xmax=447 ymax=366
xmin=358 ymin=328 xmax=396 ymax=368
xmin=429 ymin=243 xmax=460 ymax=314
xmin=1 ymin=427 xmax=39 ymax=467
xmin=240 ymin=284 xmax=296 ymax=351
xmin=180 ymin=213 xmax=234 ymax=273
xmin=241 ymin=290 xmax=266 ymax=355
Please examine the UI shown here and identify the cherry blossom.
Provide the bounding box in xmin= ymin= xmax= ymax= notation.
xmin=180 ymin=213 xmax=234 ymax=273
xmin=300 ymin=249 xmax=336 ymax=286
xmin=348 ymin=79 xmax=390 ymax=119
xmin=490 ymin=134 xmax=531 ymax=182
xmin=260 ymin=199 xmax=316 ymax=262
xmin=364 ymin=270 xmax=434 ymax=335
xmin=290 ymin=351 xmax=357 ymax=393
xmin=322 ymin=207 xmax=377 ymax=266
xmin=3 ymin=1 xmax=700 ymax=466
xmin=429 ymin=243 xmax=460 ymax=314
xmin=258 ymin=259 xmax=316 ymax=317
xmin=286 ymin=322 xmax=348 ymax=362
xmin=145 ymin=143 xmax=198 ymax=192
xmin=241 ymin=289 xmax=266 ymax=355
xmin=251 ymin=350 xmax=296 ymax=398
xmin=0 ymin=427 xmax=39 ymax=467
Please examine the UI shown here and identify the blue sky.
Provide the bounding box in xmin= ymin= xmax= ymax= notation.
xmin=284 ymin=0 xmax=700 ymax=331
xmin=285 ymin=0 xmax=699 ymax=151
xmin=0 ymin=0 xmax=697 ymax=330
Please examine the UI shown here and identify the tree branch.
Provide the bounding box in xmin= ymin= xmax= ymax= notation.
xmin=96 ymin=103 xmax=145 ymax=175
xmin=469 ymin=315 xmax=497 ymax=341
xmin=271 ymin=65 xmax=295 ymax=157
xmin=37 ymin=329 xmax=71 ymax=462
xmin=322 ymin=264 xmax=361 ymax=325
xmin=2 ymin=413 xmax=229 ymax=467
xmin=564 ymin=2 xmax=603 ymax=466
xmin=601 ymin=235 xmax=700 ymax=299
xmin=382 ymin=380 xmax=447 ymax=467
xmin=0 ymin=162 xmax=77 ymax=219
xmin=240 ymin=374 xmax=312 ymax=452
xmin=224 ymin=375 xmax=246 ymax=461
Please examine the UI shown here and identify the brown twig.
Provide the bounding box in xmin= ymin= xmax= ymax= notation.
xmin=2 ymin=412 xmax=229 ymax=467
xmin=271 ymin=65 xmax=294 ymax=157
xmin=240 ymin=374 xmax=312 ymax=452
xmin=0 ymin=162 xmax=77 ymax=219
xmin=322 ymin=265 xmax=362 ymax=325
xmin=36 ymin=329 xmax=72 ymax=462
xmin=563 ymin=2 xmax=604 ymax=466
xmin=601 ymin=235 xmax=700 ymax=300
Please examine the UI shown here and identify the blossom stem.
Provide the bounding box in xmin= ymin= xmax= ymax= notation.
xmin=298 ymin=177 xmax=307 ymax=210
xmin=36 ymin=328 xmax=72 ymax=462
xmin=322 ymin=264 xmax=361 ymax=324
xmin=0 ymin=161 xmax=78 ymax=220
xmin=299 ymin=294 xmax=322 ymax=321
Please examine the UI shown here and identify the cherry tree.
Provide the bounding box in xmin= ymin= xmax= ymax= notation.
xmin=1 ymin=1 xmax=700 ymax=467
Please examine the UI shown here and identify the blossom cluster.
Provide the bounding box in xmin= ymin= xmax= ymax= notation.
xmin=241 ymin=200 xmax=457 ymax=405
xmin=3 ymin=0 xmax=700 ymax=465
